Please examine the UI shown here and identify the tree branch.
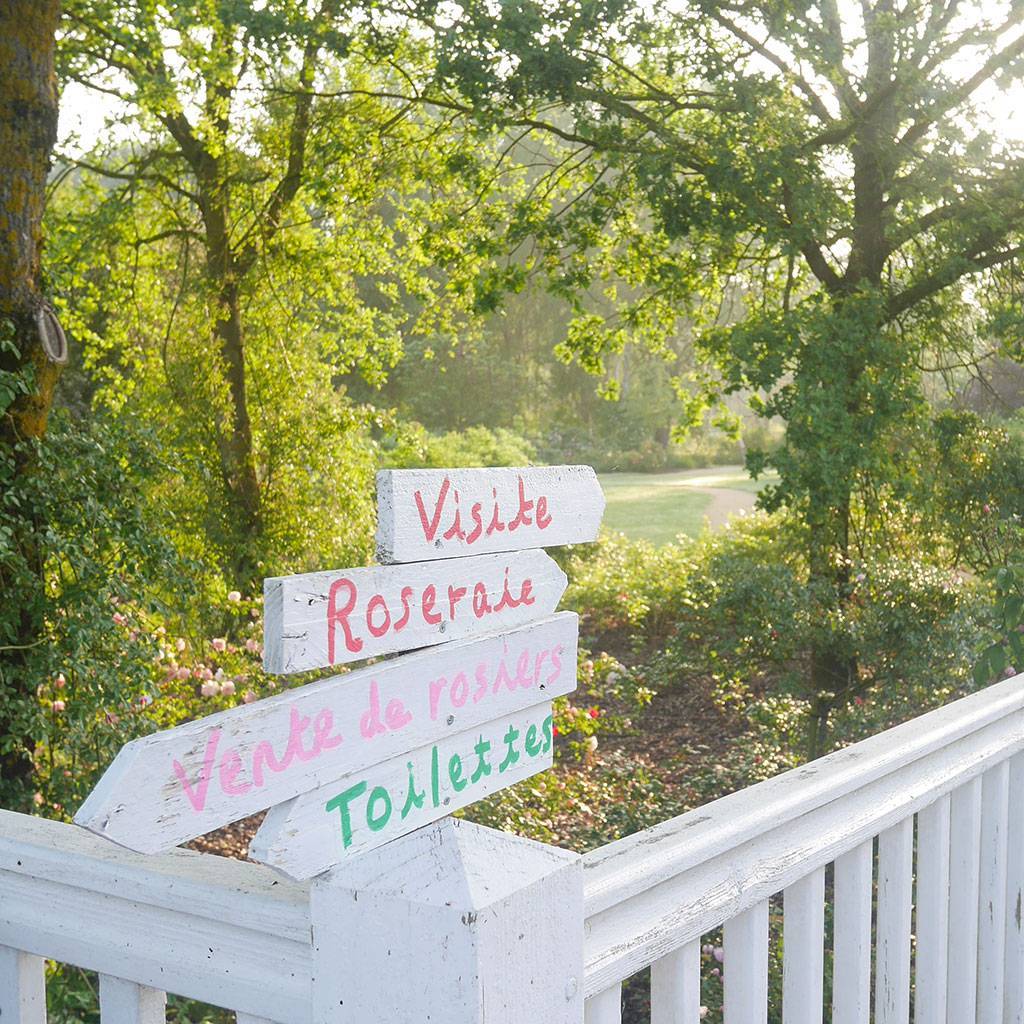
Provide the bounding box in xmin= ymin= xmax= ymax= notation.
xmin=885 ymin=241 xmax=1024 ymax=322
xmin=711 ymin=11 xmax=836 ymax=125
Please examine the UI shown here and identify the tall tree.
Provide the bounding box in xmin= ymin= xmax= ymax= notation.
xmin=416 ymin=0 xmax=1024 ymax=748
xmin=0 ymin=0 xmax=64 ymax=800
xmin=58 ymin=2 xmax=495 ymax=586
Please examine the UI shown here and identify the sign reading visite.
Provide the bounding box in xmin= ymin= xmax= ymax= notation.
xmin=376 ymin=465 xmax=604 ymax=563
xmin=76 ymin=464 xmax=603 ymax=879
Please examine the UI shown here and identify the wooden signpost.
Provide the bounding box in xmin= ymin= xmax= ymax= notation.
xmin=263 ymin=549 xmax=567 ymax=674
xmin=376 ymin=465 xmax=605 ymax=563
xmin=76 ymin=463 xmax=603 ymax=882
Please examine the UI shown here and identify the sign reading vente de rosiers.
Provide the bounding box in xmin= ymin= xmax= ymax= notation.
xmin=75 ymin=613 xmax=578 ymax=854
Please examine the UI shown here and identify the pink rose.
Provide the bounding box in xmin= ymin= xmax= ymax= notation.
xmin=52 ymin=700 xmax=65 ymax=712
xmin=54 ymin=673 xmax=66 ymax=689
xmin=227 ymin=591 xmax=242 ymax=603
xmin=211 ymin=637 xmax=227 ymax=652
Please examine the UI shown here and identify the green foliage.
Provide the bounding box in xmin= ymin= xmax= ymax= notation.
xmin=0 ymin=413 xmax=193 ymax=810
xmin=568 ymin=511 xmax=980 ymax=754
xmin=382 ymin=423 xmax=536 ymax=469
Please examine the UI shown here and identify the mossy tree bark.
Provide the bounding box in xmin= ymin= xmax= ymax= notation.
xmin=0 ymin=0 xmax=64 ymax=802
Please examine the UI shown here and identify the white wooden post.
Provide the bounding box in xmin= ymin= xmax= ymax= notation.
xmin=946 ymin=776 xmax=982 ymax=1022
xmin=650 ymin=940 xmax=701 ymax=1024
xmin=309 ymin=817 xmax=583 ymax=1024
xmin=977 ymin=761 xmax=1010 ymax=1022
xmin=913 ymin=795 xmax=950 ymax=1024
xmin=1005 ymin=752 xmax=1024 ymax=1024
xmin=782 ymin=867 xmax=824 ymax=1024
xmin=832 ymin=841 xmax=872 ymax=1024
xmin=722 ymin=899 xmax=769 ymax=1024
xmin=874 ymin=818 xmax=913 ymax=1024
xmin=98 ymin=975 xmax=166 ymax=1023
xmin=584 ymin=985 xmax=622 ymax=1024
xmin=0 ymin=946 xmax=46 ymax=1024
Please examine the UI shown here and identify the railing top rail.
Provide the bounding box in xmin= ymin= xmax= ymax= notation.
xmin=582 ymin=674 xmax=1024 ymax=917
xmin=0 ymin=810 xmax=313 ymax=1022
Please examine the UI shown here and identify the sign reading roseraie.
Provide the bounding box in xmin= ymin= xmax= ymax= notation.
xmin=264 ymin=549 xmax=566 ymax=674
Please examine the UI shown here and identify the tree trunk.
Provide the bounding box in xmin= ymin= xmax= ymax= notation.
xmin=202 ymin=191 xmax=263 ymax=588
xmin=213 ymin=275 xmax=262 ymax=586
xmin=0 ymin=0 xmax=63 ymax=805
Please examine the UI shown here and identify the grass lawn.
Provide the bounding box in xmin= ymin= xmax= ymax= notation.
xmin=597 ymin=466 xmax=779 ymax=545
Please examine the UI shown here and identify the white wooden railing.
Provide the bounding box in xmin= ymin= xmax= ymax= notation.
xmin=3 ymin=673 xmax=1024 ymax=1023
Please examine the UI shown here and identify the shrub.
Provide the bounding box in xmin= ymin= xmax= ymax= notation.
xmin=382 ymin=423 xmax=536 ymax=469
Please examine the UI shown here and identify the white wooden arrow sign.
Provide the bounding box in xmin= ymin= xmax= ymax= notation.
xmin=376 ymin=465 xmax=605 ymax=564
xmin=251 ymin=700 xmax=554 ymax=879
xmin=75 ymin=612 xmax=578 ymax=853
xmin=264 ymin=549 xmax=567 ymax=674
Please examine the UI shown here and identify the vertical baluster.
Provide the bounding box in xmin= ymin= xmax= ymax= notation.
xmin=875 ymin=818 xmax=913 ymax=1024
xmin=832 ymin=840 xmax=873 ymax=1024
xmin=98 ymin=976 xmax=166 ymax=1023
xmin=946 ymin=776 xmax=982 ymax=1022
xmin=585 ymin=983 xmax=622 ymax=1024
xmin=783 ymin=867 xmax=825 ymax=1024
xmin=1006 ymin=752 xmax=1024 ymax=1024
xmin=914 ymin=795 xmax=950 ymax=1024
xmin=977 ymin=761 xmax=1011 ymax=1022
xmin=651 ymin=940 xmax=702 ymax=1024
xmin=0 ymin=947 xmax=46 ymax=1023
xmin=723 ymin=899 xmax=770 ymax=1024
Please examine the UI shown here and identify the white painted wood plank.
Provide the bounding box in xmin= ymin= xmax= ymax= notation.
xmin=236 ymin=1016 xmax=279 ymax=1024
xmin=76 ymin=612 xmax=577 ymax=852
xmin=831 ymin=841 xmax=872 ymax=1024
xmin=584 ymin=985 xmax=622 ymax=1024
xmin=586 ymin=673 xmax=1024 ymax=918
xmin=650 ymin=940 xmax=701 ymax=1024
xmin=376 ymin=465 xmax=605 ymax=563
xmin=264 ymin=549 xmax=567 ymax=673
xmin=946 ymin=776 xmax=982 ymax=1023
xmin=1005 ymin=751 xmax=1024 ymax=1024
xmin=99 ymin=975 xmax=166 ymax=1023
xmin=913 ymin=794 xmax=949 ymax=1024
xmin=0 ymin=810 xmax=310 ymax=1024
xmin=874 ymin=818 xmax=912 ymax=1024
xmin=582 ymin=698 xmax=1024 ymax=997
xmin=782 ymin=867 xmax=824 ymax=1024
xmin=723 ymin=899 xmax=769 ymax=1024
xmin=977 ymin=760 xmax=1010 ymax=1022
xmin=0 ymin=946 xmax=47 ymax=1023
xmin=252 ymin=701 xmax=554 ymax=878
xmin=311 ymin=818 xmax=584 ymax=1024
